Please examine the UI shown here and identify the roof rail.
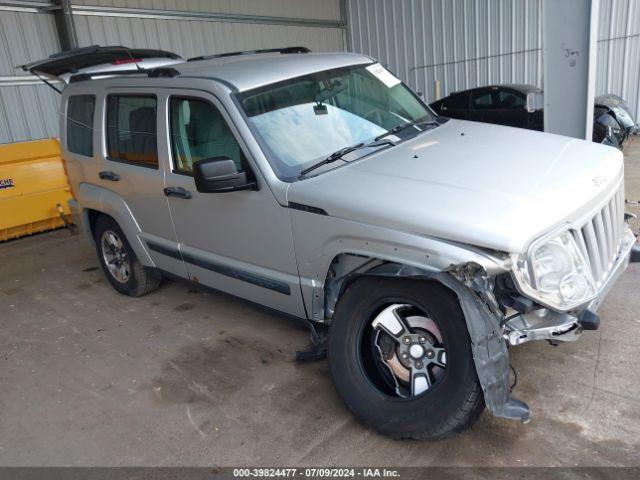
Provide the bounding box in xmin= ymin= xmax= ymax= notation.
xmin=69 ymin=67 xmax=180 ymax=83
xmin=188 ymin=46 xmax=310 ymax=62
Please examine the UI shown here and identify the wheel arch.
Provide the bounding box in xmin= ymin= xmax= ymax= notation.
xmin=321 ymin=251 xmax=530 ymax=424
xmin=308 ymin=237 xmax=510 ymax=324
xmin=76 ymin=183 xmax=155 ymax=267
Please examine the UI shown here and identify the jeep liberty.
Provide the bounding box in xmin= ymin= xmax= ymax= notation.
xmin=24 ymin=46 xmax=640 ymax=439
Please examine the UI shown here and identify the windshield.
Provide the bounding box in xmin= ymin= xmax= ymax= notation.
xmin=237 ymin=63 xmax=437 ymax=180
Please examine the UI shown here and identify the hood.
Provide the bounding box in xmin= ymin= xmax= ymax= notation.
xmin=288 ymin=120 xmax=623 ymax=253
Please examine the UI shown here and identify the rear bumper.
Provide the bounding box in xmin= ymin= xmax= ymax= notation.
xmin=68 ymin=198 xmax=81 ymax=228
xmin=68 ymin=198 xmax=94 ymax=245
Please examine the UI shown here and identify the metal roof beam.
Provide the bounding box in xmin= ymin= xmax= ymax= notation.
xmin=70 ymin=5 xmax=345 ymax=29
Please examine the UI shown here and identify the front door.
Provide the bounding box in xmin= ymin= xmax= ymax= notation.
xmin=438 ymin=92 xmax=471 ymax=120
xmin=159 ymin=91 xmax=306 ymax=318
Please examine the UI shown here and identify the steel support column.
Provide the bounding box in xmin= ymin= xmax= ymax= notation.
xmin=52 ymin=0 xmax=77 ymax=50
xmin=542 ymin=0 xmax=600 ymax=140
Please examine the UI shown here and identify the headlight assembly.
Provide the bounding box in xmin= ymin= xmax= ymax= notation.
xmin=512 ymin=231 xmax=595 ymax=310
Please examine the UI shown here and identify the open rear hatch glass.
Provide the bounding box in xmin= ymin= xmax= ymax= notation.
xmin=21 ymin=45 xmax=182 ymax=83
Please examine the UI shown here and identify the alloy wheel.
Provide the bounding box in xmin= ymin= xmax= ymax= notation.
xmin=361 ymin=303 xmax=447 ymax=398
xmin=100 ymin=230 xmax=131 ymax=284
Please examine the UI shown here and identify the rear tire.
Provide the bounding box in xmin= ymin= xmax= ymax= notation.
xmin=328 ymin=276 xmax=485 ymax=439
xmin=94 ymin=215 xmax=161 ymax=297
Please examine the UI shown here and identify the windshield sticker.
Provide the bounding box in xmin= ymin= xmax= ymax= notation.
xmin=0 ymin=178 xmax=15 ymax=190
xmin=366 ymin=63 xmax=401 ymax=88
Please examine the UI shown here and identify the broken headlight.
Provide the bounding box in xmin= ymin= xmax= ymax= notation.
xmin=512 ymin=231 xmax=595 ymax=311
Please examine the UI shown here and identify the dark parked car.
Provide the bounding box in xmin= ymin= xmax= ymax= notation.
xmin=430 ymin=84 xmax=637 ymax=147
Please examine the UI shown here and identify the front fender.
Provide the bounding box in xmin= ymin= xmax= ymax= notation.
xmin=289 ymin=209 xmax=509 ymax=321
xmin=290 ymin=209 xmax=529 ymax=423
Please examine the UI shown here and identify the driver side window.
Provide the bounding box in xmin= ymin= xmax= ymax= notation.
xmin=169 ymin=97 xmax=246 ymax=175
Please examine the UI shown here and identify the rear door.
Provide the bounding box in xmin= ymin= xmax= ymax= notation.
xmin=95 ymin=89 xmax=186 ymax=276
xmin=160 ymin=90 xmax=306 ymax=318
xmin=492 ymin=88 xmax=529 ymax=128
xmin=469 ymin=88 xmax=496 ymax=124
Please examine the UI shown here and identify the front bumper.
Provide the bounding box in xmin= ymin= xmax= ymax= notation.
xmin=504 ymin=228 xmax=638 ymax=346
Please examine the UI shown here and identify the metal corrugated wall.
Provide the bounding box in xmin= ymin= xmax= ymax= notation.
xmin=346 ymin=0 xmax=542 ymax=104
xmin=72 ymin=18 xmax=343 ymax=57
xmin=347 ymin=0 xmax=640 ymax=122
xmin=0 ymin=5 xmax=61 ymax=144
xmin=4 ymin=0 xmax=639 ymax=144
xmin=0 ymin=0 xmax=344 ymax=144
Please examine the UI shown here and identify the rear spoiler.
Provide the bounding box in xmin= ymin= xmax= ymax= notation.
xmin=20 ymin=45 xmax=183 ymax=90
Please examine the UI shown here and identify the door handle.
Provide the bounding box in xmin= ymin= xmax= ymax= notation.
xmin=164 ymin=186 xmax=192 ymax=199
xmin=99 ymin=171 xmax=120 ymax=182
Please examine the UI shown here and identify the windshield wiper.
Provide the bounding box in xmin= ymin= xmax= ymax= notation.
xmin=300 ymin=139 xmax=395 ymax=176
xmin=374 ymin=120 xmax=440 ymax=141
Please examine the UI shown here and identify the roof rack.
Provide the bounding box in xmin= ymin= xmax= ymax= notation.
xmin=188 ymin=46 xmax=310 ymax=62
xmin=69 ymin=67 xmax=180 ymax=83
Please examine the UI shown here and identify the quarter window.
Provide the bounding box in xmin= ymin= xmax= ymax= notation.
xmin=66 ymin=95 xmax=95 ymax=157
xmin=169 ymin=97 xmax=246 ymax=175
xmin=496 ymin=91 xmax=525 ymax=110
xmin=106 ymin=95 xmax=158 ymax=168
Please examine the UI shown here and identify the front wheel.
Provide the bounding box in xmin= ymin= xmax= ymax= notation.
xmin=328 ymin=277 xmax=485 ymax=439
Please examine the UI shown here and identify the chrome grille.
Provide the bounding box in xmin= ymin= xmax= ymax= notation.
xmin=571 ymin=184 xmax=626 ymax=287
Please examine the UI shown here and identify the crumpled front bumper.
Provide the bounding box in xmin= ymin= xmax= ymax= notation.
xmin=505 ymin=227 xmax=639 ymax=346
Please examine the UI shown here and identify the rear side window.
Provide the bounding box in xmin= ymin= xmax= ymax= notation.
xmin=472 ymin=91 xmax=494 ymax=109
xmin=66 ymin=95 xmax=95 ymax=157
xmin=496 ymin=91 xmax=525 ymax=110
xmin=106 ymin=95 xmax=158 ymax=168
xmin=169 ymin=97 xmax=246 ymax=175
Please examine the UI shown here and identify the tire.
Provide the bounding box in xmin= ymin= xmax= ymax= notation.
xmin=94 ymin=215 xmax=161 ymax=297
xmin=328 ymin=276 xmax=485 ymax=440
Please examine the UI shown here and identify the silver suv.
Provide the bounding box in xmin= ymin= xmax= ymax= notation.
xmin=25 ymin=46 xmax=640 ymax=439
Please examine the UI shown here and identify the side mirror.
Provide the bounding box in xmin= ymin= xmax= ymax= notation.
xmin=193 ymin=157 xmax=257 ymax=193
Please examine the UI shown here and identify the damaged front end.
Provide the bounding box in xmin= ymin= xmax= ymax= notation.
xmin=321 ymin=255 xmax=533 ymax=423
xmin=318 ymin=217 xmax=638 ymax=425
xmin=448 ymin=229 xmax=637 ymax=422
xmin=450 ymin=224 xmax=639 ymax=423
xmin=444 ymin=263 xmax=531 ymax=423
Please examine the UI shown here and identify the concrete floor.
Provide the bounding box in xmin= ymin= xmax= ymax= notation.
xmin=1 ymin=139 xmax=640 ymax=467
